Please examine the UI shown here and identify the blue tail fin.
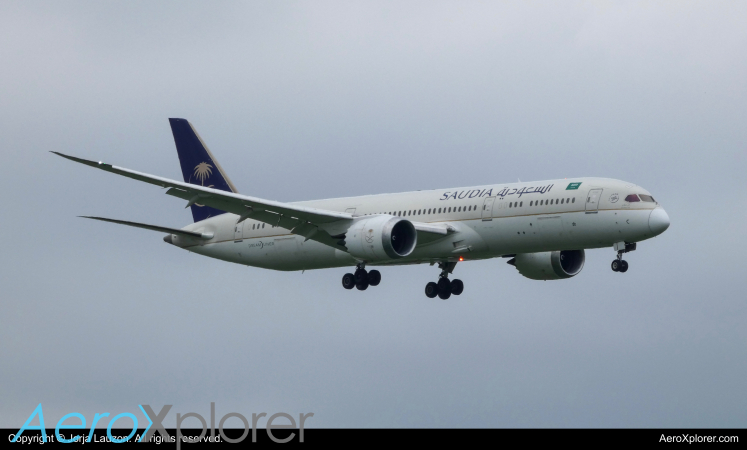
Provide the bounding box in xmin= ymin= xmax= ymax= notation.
xmin=169 ymin=118 xmax=238 ymax=222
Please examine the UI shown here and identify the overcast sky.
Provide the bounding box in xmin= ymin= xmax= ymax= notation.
xmin=1 ymin=1 xmax=746 ymax=428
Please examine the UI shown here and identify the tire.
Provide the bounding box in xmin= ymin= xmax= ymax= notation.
xmin=356 ymin=280 xmax=369 ymax=291
xmin=611 ymin=260 xmax=620 ymax=272
xmin=425 ymin=282 xmax=438 ymax=298
xmin=620 ymin=260 xmax=629 ymax=273
xmin=354 ymin=268 xmax=368 ymax=284
xmin=368 ymin=270 xmax=381 ymax=286
xmin=437 ymin=277 xmax=451 ymax=293
xmin=451 ymin=279 xmax=464 ymax=295
xmin=438 ymin=289 xmax=451 ymax=300
xmin=342 ymin=273 xmax=355 ymax=289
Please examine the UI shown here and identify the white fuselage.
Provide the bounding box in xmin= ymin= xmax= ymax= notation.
xmin=175 ymin=177 xmax=666 ymax=271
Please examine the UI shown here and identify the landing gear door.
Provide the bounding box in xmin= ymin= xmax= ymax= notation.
xmin=586 ymin=189 xmax=603 ymax=212
xmin=482 ymin=197 xmax=496 ymax=221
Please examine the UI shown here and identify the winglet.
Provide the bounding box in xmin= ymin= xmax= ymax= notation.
xmin=51 ymin=151 xmax=111 ymax=169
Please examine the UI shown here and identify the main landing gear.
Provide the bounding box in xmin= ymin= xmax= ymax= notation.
xmin=425 ymin=262 xmax=464 ymax=300
xmin=342 ymin=263 xmax=381 ymax=291
xmin=611 ymin=242 xmax=636 ymax=273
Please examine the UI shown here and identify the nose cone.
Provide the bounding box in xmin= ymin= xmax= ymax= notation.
xmin=648 ymin=208 xmax=670 ymax=236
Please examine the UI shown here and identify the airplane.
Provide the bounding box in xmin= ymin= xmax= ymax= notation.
xmin=54 ymin=118 xmax=670 ymax=299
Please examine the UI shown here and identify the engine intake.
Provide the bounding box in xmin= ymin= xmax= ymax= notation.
xmin=344 ymin=216 xmax=417 ymax=261
xmin=509 ymin=249 xmax=585 ymax=280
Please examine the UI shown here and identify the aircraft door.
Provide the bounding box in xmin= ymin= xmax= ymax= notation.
xmin=481 ymin=197 xmax=496 ymax=221
xmin=585 ymin=189 xmax=603 ymax=212
xmin=234 ymin=221 xmax=244 ymax=242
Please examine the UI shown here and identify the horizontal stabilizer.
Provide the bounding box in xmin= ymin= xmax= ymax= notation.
xmin=79 ymin=216 xmax=213 ymax=239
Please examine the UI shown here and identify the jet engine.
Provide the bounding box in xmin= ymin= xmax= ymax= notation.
xmin=508 ymin=250 xmax=585 ymax=280
xmin=341 ymin=215 xmax=417 ymax=261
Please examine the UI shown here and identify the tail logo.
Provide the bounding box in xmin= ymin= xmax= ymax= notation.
xmin=193 ymin=162 xmax=213 ymax=185
xmin=192 ymin=162 xmax=214 ymax=208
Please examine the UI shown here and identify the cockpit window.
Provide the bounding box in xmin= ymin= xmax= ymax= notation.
xmin=639 ymin=194 xmax=655 ymax=202
xmin=625 ymin=194 xmax=640 ymax=202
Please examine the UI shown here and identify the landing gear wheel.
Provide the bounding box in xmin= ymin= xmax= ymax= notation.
xmin=354 ymin=268 xmax=368 ymax=284
xmin=425 ymin=282 xmax=438 ymax=298
xmin=619 ymin=260 xmax=629 ymax=273
xmin=342 ymin=273 xmax=355 ymax=289
xmin=368 ymin=270 xmax=381 ymax=286
xmin=437 ymin=278 xmax=452 ymax=300
xmin=437 ymin=277 xmax=451 ymax=293
xmin=356 ymin=280 xmax=369 ymax=291
xmin=450 ymin=279 xmax=464 ymax=295
xmin=611 ymin=260 xmax=620 ymax=272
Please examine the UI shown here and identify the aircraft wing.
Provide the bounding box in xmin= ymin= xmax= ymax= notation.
xmin=54 ymin=152 xmax=450 ymax=250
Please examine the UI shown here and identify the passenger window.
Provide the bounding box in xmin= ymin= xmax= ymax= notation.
xmin=520 ymin=201 xmax=523 ymax=207
xmin=625 ymin=194 xmax=641 ymax=202
xmin=572 ymin=198 xmax=575 ymax=203
xmin=561 ymin=199 xmax=564 ymax=204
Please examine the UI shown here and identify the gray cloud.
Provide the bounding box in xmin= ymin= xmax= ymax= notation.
xmin=1 ymin=1 xmax=745 ymax=427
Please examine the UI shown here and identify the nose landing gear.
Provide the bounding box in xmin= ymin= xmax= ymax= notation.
xmin=611 ymin=258 xmax=629 ymax=273
xmin=611 ymin=242 xmax=635 ymax=273
xmin=342 ymin=263 xmax=381 ymax=291
xmin=424 ymin=262 xmax=464 ymax=299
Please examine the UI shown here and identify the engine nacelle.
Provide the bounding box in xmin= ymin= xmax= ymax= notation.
xmin=343 ymin=215 xmax=417 ymax=261
xmin=509 ymin=250 xmax=585 ymax=280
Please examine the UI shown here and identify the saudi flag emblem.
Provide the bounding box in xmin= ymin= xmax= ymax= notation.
xmin=566 ymin=182 xmax=582 ymax=190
